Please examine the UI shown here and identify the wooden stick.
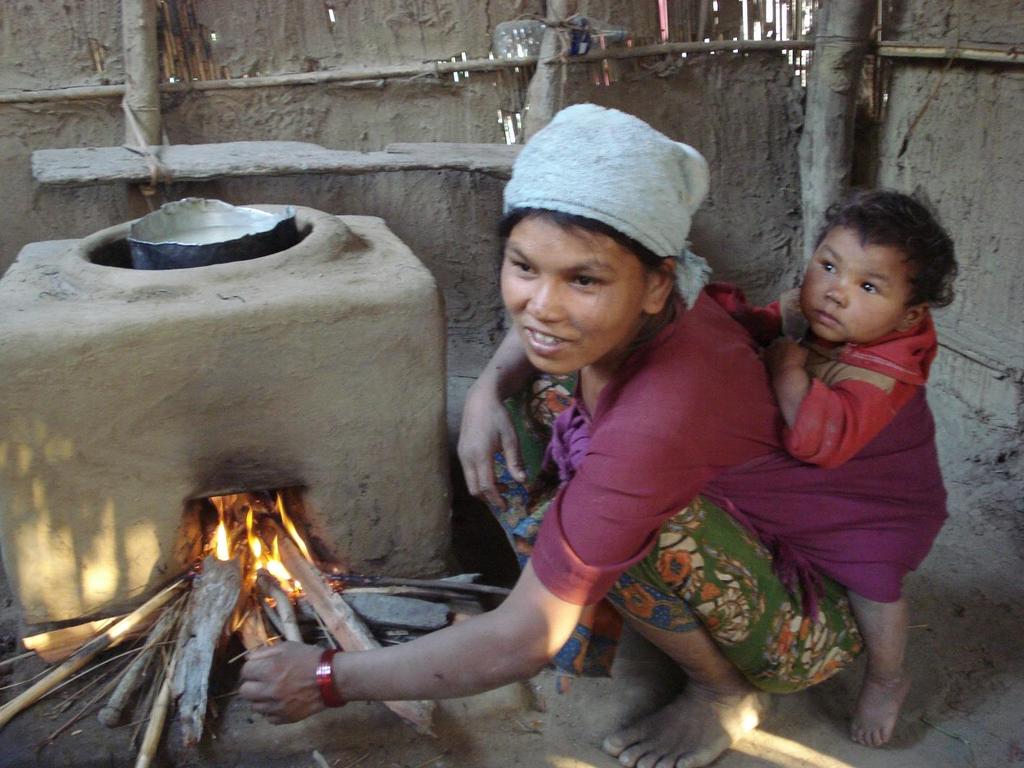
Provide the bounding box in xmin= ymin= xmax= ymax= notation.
xmin=23 ymin=613 xmax=159 ymax=664
xmin=135 ymin=646 xmax=178 ymax=768
xmin=0 ymin=578 xmax=188 ymax=730
xmin=171 ymin=556 xmax=243 ymax=748
xmin=256 ymin=572 xmax=302 ymax=642
xmin=98 ymin=601 xmax=181 ymax=727
xmin=277 ymin=537 xmax=435 ymax=736
xmin=331 ymin=574 xmax=510 ymax=597
xmin=237 ymin=607 xmax=272 ymax=652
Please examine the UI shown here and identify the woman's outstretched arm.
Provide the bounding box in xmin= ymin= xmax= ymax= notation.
xmin=457 ymin=329 xmax=536 ymax=509
xmin=239 ymin=562 xmax=582 ymax=723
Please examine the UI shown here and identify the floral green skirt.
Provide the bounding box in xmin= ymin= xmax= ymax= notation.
xmin=489 ymin=375 xmax=862 ymax=694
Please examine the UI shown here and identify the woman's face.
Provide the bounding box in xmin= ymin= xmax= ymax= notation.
xmin=501 ymin=216 xmax=674 ymax=379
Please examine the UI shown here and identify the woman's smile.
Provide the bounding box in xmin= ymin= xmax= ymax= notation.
xmin=524 ymin=326 xmax=571 ymax=355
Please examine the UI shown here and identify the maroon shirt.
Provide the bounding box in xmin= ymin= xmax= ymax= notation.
xmin=531 ymin=291 xmax=947 ymax=606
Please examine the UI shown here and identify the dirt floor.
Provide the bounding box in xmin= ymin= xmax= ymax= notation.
xmin=1 ymin=481 xmax=1022 ymax=768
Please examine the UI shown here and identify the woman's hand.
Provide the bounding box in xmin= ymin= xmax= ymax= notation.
xmin=457 ymin=331 xmax=536 ymax=510
xmin=457 ymin=377 xmax=526 ymax=510
xmin=239 ymin=642 xmax=324 ymax=724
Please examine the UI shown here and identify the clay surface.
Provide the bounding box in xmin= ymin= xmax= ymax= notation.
xmin=0 ymin=208 xmax=450 ymax=623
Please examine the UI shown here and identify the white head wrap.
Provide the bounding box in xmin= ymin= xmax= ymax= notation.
xmin=503 ymin=103 xmax=711 ymax=307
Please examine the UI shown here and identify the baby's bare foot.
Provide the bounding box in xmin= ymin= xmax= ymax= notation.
xmin=602 ymin=684 xmax=768 ymax=768
xmin=850 ymin=671 xmax=911 ymax=747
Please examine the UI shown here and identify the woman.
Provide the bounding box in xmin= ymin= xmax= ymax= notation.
xmin=242 ymin=105 xmax=943 ymax=767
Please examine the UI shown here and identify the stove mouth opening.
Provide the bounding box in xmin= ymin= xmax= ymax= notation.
xmin=183 ymin=486 xmax=323 ymax=585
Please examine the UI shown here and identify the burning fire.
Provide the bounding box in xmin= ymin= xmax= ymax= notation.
xmin=207 ymin=491 xmax=311 ymax=593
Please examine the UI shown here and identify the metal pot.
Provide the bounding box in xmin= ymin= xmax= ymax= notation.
xmin=128 ymin=198 xmax=298 ymax=270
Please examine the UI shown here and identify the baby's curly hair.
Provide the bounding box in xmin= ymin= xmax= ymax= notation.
xmin=816 ymin=189 xmax=958 ymax=307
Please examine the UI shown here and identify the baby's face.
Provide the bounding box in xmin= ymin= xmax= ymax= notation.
xmin=800 ymin=226 xmax=926 ymax=345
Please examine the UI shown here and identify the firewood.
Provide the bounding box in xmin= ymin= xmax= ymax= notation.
xmin=237 ymin=607 xmax=272 ymax=652
xmin=0 ymin=578 xmax=188 ymax=730
xmin=23 ymin=613 xmax=159 ymax=664
xmin=98 ymin=601 xmax=181 ymax=727
xmin=342 ymin=594 xmax=449 ymax=632
xmin=329 ymin=573 xmax=510 ymax=597
xmin=170 ymin=556 xmax=243 ymax=748
xmin=135 ymin=644 xmax=180 ymax=768
xmin=277 ymin=537 xmax=436 ymax=736
xmin=256 ymin=571 xmax=302 ymax=642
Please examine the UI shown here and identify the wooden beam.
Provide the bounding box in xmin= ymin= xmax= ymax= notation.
xmin=31 ymin=141 xmax=521 ymax=187
xmin=797 ymin=0 xmax=875 ymax=262
xmin=121 ymin=0 xmax=161 ymax=146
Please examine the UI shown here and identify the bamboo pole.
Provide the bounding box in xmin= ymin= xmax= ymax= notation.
xmin=0 ymin=578 xmax=187 ymax=730
xmin=135 ymin=643 xmax=180 ymax=768
xmin=797 ymin=0 xmax=876 ymax=262
xmin=876 ymin=41 xmax=1024 ymax=64
xmin=4 ymin=37 xmax=1022 ymax=108
xmin=121 ymin=0 xmax=161 ymax=146
xmin=0 ymin=40 xmax=820 ymax=106
xmin=522 ymin=0 xmax=571 ymax=141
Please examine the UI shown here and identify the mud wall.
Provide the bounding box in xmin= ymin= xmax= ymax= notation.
xmin=3 ymin=0 xmax=1019 ymax=516
xmin=876 ymin=0 xmax=1024 ymax=515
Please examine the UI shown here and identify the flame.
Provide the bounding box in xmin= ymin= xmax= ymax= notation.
xmin=276 ymin=492 xmax=312 ymax=562
xmin=264 ymin=535 xmax=294 ymax=586
xmin=205 ymin=491 xmax=308 ymax=593
xmin=214 ymin=519 xmax=229 ymax=560
xmin=212 ymin=497 xmax=230 ymax=561
xmin=246 ymin=506 xmax=263 ymax=569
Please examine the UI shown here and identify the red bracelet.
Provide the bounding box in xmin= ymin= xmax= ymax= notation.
xmin=315 ymin=648 xmax=346 ymax=708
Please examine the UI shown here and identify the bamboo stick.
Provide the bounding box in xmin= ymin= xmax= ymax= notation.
xmin=0 ymin=40 xmax=816 ymax=105
xmin=135 ymin=645 xmax=179 ymax=768
xmin=22 ymin=615 xmax=157 ymax=664
xmin=98 ymin=602 xmax=181 ymax=727
xmin=877 ymin=41 xmax=1024 ymax=64
xmin=6 ymin=36 xmax=1023 ymax=108
xmin=331 ymin=574 xmax=510 ymax=597
xmin=276 ymin=537 xmax=435 ymax=736
xmin=0 ymin=578 xmax=188 ymax=730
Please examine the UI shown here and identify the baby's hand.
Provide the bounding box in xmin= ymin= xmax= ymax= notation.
xmin=763 ymin=337 xmax=808 ymax=377
xmin=779 ymin=288 xmax=809 ymax=340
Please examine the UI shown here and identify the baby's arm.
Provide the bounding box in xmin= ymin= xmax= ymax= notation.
xmin=847 ymin=592 xmax=912 ymax=747
xmin=784 ymin=374 xmax=913 ymax=468
xmin=763 ymin=338 xmax=811 ymax=427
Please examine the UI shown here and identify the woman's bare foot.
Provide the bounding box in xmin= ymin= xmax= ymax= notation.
xmin=601 ymin=683 xmax=768 ymax=768
xmin=850 ymin=671 xmax=911 ymax=747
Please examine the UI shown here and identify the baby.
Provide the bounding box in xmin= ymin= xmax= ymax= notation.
xmin=711 ymin=189 xmax=957 ymax=747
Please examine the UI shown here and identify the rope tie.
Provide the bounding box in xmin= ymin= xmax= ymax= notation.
xmin=121 ymin=98 xmax=167 ymax=210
